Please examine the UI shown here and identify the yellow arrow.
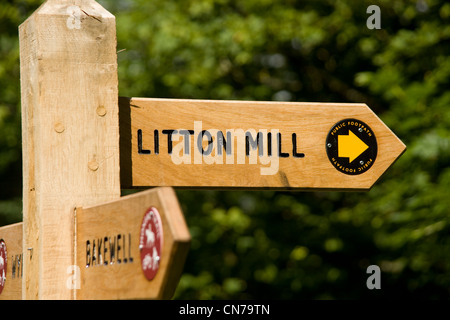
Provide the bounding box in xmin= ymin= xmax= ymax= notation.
xmin=338 ymin=130 xmax=369 ymax=163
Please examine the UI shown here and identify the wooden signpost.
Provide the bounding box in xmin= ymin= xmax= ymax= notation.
xmin=119 ymin=98 xmax=405 ymax=190
xmin=19 ymin=0 xmax=123 ymax=300
xmin=0 ymin=0 xmax=406 ymax=300
xmin=75 ymin=187 xmax=190 ymax=300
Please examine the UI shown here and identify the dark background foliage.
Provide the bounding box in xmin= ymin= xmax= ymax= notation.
xmin=1 ymin=0 xmax=449 ymax=299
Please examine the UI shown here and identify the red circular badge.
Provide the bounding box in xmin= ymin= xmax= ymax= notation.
xmin=0 ymin=240 xmax=7 ymax=295
xmin=139 ymin=207 xmax=163 ymax=281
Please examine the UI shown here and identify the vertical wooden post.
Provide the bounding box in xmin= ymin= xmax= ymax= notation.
xmin=19 ymin=0 xmax=120 ymax=299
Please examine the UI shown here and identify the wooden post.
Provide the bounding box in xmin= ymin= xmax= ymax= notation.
xmin=19 ymin=0 xmax=120 ymax=299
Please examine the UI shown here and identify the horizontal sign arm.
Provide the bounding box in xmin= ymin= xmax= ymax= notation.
xmin=119 ymin=97 xmax=406 ymax=191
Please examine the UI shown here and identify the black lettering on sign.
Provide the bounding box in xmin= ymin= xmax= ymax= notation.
xmin=137 ymin=129 xmax=151 ymax=154
xmin=109 ymin=236 xmax=116 ymax=264
xmin=246 ymin=132 xmax=263 ymax=156
xmin=154 ymin=129 xmax=159 ymax=154
xmin=162 ymin=129 xmax=177 ymax=154
xmin=278 ymin=133 xmax=289 ymax=158
xmin=92 ymin=239 xmax=96 ymax=266
xmin=103 ymin=236 xmax=108 ymax=265
xmin=136 ymin=129 xmax=307 ymax=159
xmin=197 ymin=130 xmax=213 ymax=155
xmin=128 ymin=233 xmax=133 ymax=263
xmin=11 ymin=253 xmax=23 ymax=279
xmin=217 ymin=131 xmax=231 ymax=155
xmin=267 ymin=132 xmax=272 ymax=156
xmin=292 ymin=133 xmax=305 ymax=158
xmin=85 ymin=233 xmax=134 ymax=268
xmin=86 ymin=240 xmax=91 ymax=267
xmin=117 ymin=234 xmax=122 ymax=264
xmin=98 ymin=237 xmax=103 ymax=265
xmin=179 ymin=130 xmax=194 ymax=155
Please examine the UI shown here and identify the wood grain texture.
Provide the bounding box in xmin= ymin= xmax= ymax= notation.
xmin=19 ymin=0 xmax=120 ymax=299
xmin=76 ymin=187 xmax=190 ymax=300
xmin=0 ymin=223 xmax=23 ymax=300
xmin=120 ymin=97 xmax=406 ymax=190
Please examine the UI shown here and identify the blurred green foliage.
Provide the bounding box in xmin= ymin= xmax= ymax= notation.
xmin=1 ymin=0 xmax=449 ymax=299
xmin=0 ymin=0 xmax=42 ymax=225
